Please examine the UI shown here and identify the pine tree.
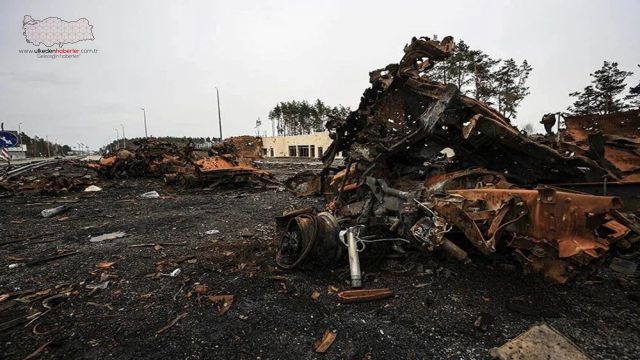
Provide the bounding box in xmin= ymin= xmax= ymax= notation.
xmin=625 ymin=65 xmax=640 ymax=108
xmin=568 ymin=61 xmax=633 ymax=114
xmin=593 ymin=61 xmax=633 ymax=113
xmin=312 ymin=99 xmax=327 ymax=132
xmin=568 ymin=85 xmax=599 ymax=115
xmin=428 ymin=40 xmax=530 ymax=118
xmin=468 ymin=50 xmax=500 ymax=105
xmin=493 ymin=59 xmax=532 ymax=119
xmin=448 ymin=41 xmax=473 ymax=93
xmin=431 ymin=40 xmax=476 ymax=95
xmin=268 ymin=104 xmax=283 ymax=135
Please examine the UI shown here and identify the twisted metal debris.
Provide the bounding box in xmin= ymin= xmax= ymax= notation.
xmin=276 ymin=36 xmax=639 ymax=283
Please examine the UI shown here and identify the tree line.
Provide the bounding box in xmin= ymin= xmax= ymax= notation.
xmin=268 ymin=99 xmax=350 ymax=136
xmin=568 ymin=62 xmax=639 ymax=115
xmin=430 ymin=38 xmax=533 ymax=120
xmin=101 ymin=136 xmax=219 ymax=153
xmin=18 ymin=133 xmax=72 ymax=157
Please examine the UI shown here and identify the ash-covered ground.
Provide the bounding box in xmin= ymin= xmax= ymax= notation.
xmin=1 ymin=159 xmax=639 ymax=360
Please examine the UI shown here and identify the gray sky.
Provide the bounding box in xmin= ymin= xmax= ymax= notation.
xmin=1 ymin=0 xmax=639 ymax=150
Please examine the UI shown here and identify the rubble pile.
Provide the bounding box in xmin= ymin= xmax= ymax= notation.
xmin=276 ymin=36 xmax=640 ymax=283
xmin=211 ymin=135 xmax=264 ymax=160
xmin=0 ymin=172 xmax=94 ymax=195
xmin=0 ymin=159 xmax=96 ymax=195
xmin=87 ymin=137 xmax=277 ymax=188
xmin=87 ymin=139 xmax=185 ymax=179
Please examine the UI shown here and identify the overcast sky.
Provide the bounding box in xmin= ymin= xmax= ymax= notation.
xmin=1 ymin=0 xmax=639 ymax=150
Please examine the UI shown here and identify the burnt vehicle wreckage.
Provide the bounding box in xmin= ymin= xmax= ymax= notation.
xmin=86 ymin=136 xmax=277 ymax=189
xmin=275 ymin=35 xmax=640 ymax=284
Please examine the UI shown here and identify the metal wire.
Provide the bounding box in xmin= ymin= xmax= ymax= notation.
xmin=413 ymin=199 xmax=437 ymax=217
xmin=339 ymin=226 xmax=410 ymax=252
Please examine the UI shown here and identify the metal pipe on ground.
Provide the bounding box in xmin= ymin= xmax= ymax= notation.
xmin=346 ymin=228 xmax=362 ymax=288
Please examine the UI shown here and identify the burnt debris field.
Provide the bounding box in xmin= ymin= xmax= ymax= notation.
xmin=2 ymin=35 xmax=640 ymax=360
xmin=0 ymin=160 xmax=639 ymax=360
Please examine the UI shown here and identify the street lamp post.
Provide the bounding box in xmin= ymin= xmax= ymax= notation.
xmin=121 ymin=123 xmax=126 ymax=148
xmin=255 ymin=118 xmax=261 ymax=136
xmin=140 ymin=107 xmax=148 ymax=138
xmin=215 ymin=87 xmax=223 ymax=142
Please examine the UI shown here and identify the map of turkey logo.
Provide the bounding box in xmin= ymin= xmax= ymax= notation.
xmin=22 ymin=15 xmax=94 ymax=48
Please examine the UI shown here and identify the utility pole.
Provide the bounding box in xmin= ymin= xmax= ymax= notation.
xmin=270 ymin=118 xmax=275 ymax=137
xmin=18 ymin=123 xmax=22 ymax=145
xmin=556 ymin=112 xmax=563 ymax=146
xmin=140 ymin=107 xmax=148 ymax=138
xmin=121 ymin=123 xmax=126 ymax=148
xmin=215 ymin=87 xmax=223 ymax=142
xmin=115 ymin=128 xmax=120 ymax=149
xmin=46 ymin=136 xmax=51 ymax=157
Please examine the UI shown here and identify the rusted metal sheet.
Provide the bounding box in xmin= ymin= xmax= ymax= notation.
xmin=457 ymin=114 xmax=612 ymax=184
xmin=563 ymin=110 xmax=640 ymax=142
xmin=551 ymin=110 xmax=640 ymax=182
xmin=429 ymin=185 xmax=629 ymax=282
xmin=444 ymin=187 xmax=621 ymax=257
xmin=195 ymin=156 xmax=257 ymax=172
xmin=424 ymin=168 xmax=513 ymax=192
xmin=436 ymin=188 xmax=624 ymax=282
xmin=550 ymin=181 xmax=640 ymax=212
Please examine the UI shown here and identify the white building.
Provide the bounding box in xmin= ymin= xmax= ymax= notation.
xmin=261 ymin=132 xmax=343 ymax=159
xmin=6 ymin=145 xmax=27 ymax=160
